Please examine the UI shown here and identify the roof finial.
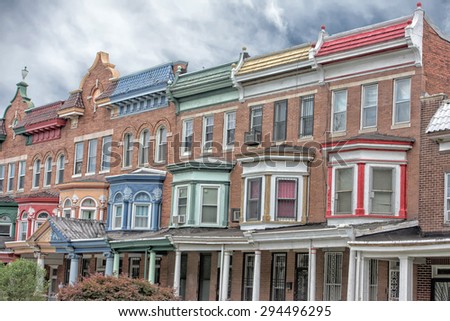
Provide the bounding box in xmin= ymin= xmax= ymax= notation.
xmin=21 ymin=66 xmax=29 ymax=81
xmin=416 ymin=2 xmax=422 ymax=9
xmin=321 ymin=25 xmax=326 ymax=31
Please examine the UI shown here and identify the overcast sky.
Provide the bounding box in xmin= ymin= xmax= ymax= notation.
xmin=0 ymin=0 xmax=449 ymax=115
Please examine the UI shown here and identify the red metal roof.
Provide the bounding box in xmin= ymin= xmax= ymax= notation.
xmin=317 ymin=21 xmax=408 ymax=57
xmin=16 ymin=101 xmax=64 ymax=127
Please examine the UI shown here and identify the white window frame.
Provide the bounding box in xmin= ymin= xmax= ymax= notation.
xmin=139 ymin=130 xmax=150 ymax=166
xmin=223 ymin=111 xmax=236 ymax=150
xmin=244 ymin=177 xmax=263 ymax=222
xmin=73 ymin=142 xmax=84 ymax=176
xmin=323 ymin=252 xmax=343 ymax=301
xmin=87 ymin=139 xmax=97 ymax=174
xmin=274 ymin=177 xmax=298 ymax=221
xmin=174 ymin=185 xmax=189 ymax=220
xmin=202 ymin=115 xmax=214 ymax=153
xmin=44 ymin=157 xmax=52 ymax=187
xmin=35 ymin=212 xmax=49 ymax=231
xmin=62 ymin=198 xmax=72 ymax=218
xmin=299 ymin=95 xmax=314 ymax=138
xmin=273 ymin=100 xmax=287 ymax=141
xmin=112 ymin=203 xmax=123 ymax=230
xmin=80 ymin=198 xmax=97 ymax=220
xmin=132 ymin=202 xmax=151 ymax=230
xmin=199 ymin=184 xmax=220 ymax=225
xmin=19 ymin=213 xmax=28 ymax=241
xmin=393 ymin=78 xmax=411 ymax=125
xmin=7 ymin=163 xmax=15 ymax=192
xmin=331 ymin=89 xmax=347 ymax=133
xmin=369 ymin=166 xmax=395 ymax=215
xmin=101 ymin=136 xmax=112 ymax=173
xmin=250 ymin=105 xmax=263 ymax=134
xmin=361 ymin=84 xmax=378 ymax=129
xmin=0 ymin=223 xmax=12 ymax=237
xmin=0 ymin=164 xmax=4 ymax=193
xmin=332 ymin=166 xmax=356 ymax=215
xmin=56 ymin=154 xmax=65 ymax=184
xmin=17 ymin=160 xmax=26 ymax=191
xmin=445 ymin=173 xmax=450 ymax=223
xmin=155 ymin=126 xmax=167 ymax=163
xmin=32 ymin=159 xmax=41 ymax=188
xmin=182 ymin=119 xmax=193 ymax=156
xmin=123 ymin=133 xmax=133 ymax=168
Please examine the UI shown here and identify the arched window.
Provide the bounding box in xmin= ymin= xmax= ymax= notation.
xmin=44 ymin=157 xmax=52 ymax=187
xmin=123 ymin=133 xmax=133 ymax=168
xmin=139 ymin=130 xmax=150 ymax=166
xmin=132 ymin=192 xmax=151 ymax=229
xmin=63 ymin=198 xmax=72 ymax=218
xmin=32 ymin=159 xmax=41 ymax=188
xmin=155 ymin=126 xmax=167 ymax=163
xmin=56 ymin=154 xmax=65 ymax=184
xmin=19 ymin=212 xmax=28 ymax=241
xmin=80 ymin=198 xmax=97 ymax=220
xmin=35 ymin=212 xmax=49 ymax=230
xmin=112 ymin=193 xmax=123 ymax=229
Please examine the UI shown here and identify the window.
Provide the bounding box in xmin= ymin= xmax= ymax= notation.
xmin=81 ymin=258 xmax=91 ymax=277
xmin=250 ymin=106 xmax=263 ymax=134
xmin=299 ymin=95 xmax=314 ymax=137
xmin=19 ymin=213 xmax=28 ymax=241
xmin=7 ymin=163 xmax=15 ymax=192
xmin=182 ymin=119 xmax=193 ymax=155
xmin=74 ymin=142 xmax=84 ymax=175
xmin=155 ymin=127 xmax=167 ymax=163
xmin=176 ymin=186 xmax=188 ymax=218
xmin=44 ymin=157 xmax=52 ymax=186
xmin=246 ymin=178 xmax=262 ymax=221
xmin=0 ymin=165 xmax=4 ymax=193
xmin=295 ymin=253 xmax=309 ymax=301
xmin=324 ymin=252 xmax=343 ymax=301
xmin=370 ymin=167 xmax=394 ymax=214
xmin=224 ymin=112 xmax=236 ymax=148
xmin=63 ymin=198 xmax=72 ymax=218
xmin=242 ymin=254 xmax=255 ymax=301
xmin=112 ymin=193 xmax=123 ymax=229
xmin=133 ymin=192 xmax=151 ymax=229
xmin=129 ymin=257 xmax=141 ymax=279
xmin=87 ymin=139 xmax=97 ymax=174
xmin=35 ymin=212 xmax=49 ymax=231
xmin=394 ymin=78 xmax=411 ymax=124
xmin=446 ymin=173 xmax=450 ymax=222
xmin=101 ymin=136 xmax=112 ymax=172
xmin=56 ymin=155 xmax=65 ymax=184
xmin=361 ymin=84 xmax=378 ymax=128
xmin=201 ymin=186 xmax=219 ymax=224
xmin=0 ymin=216 xmax=12 ymax=237
xmin=80 ymin=198 xmax=96 ymax=220
xmin=334 ymin=167 xmax=353 ymax=214
xmin=271 ymin=253 xmax=287 ymax=301
xmin=139 ymin=130 xmax=150 ymax=166
xmin=332 ymin=90 xmax=347 ymax=132
xmin=275 ymin=178 xmax=297 ymax=220
xmin=32 ymin=159 xmax=41 ymax=188
xmin=203 ymin=115 xmax=214 ymax=152
xmin=17 ymin=161 xmax=25 ymax=190
xmin=123 ymin=133 xmax=133 ymax=168
xmin=273 ymin=100 xmax=287 ymax=141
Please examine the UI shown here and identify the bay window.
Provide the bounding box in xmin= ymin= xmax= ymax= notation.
xmin=200 ymin=186 xmax=219 ymax=224
xmin=133 ymin=192 xmax=151 ymax=229
xmin=246 ymin=178 xmax=262 ymax=221
xmin=370 ymin=167 xmax=394 ymax=214
xmin=334 ymin=167 xmax=353 ymax=214
xmin=275 ymin=178 xmax=297 ymax=220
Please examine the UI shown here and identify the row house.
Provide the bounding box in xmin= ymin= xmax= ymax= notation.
xmin=0 ymin=3 xmax=450 ymax=301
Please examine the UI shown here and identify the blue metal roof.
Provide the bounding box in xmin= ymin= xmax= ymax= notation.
xmin=107 ymin=63 xmax=175 ymax=102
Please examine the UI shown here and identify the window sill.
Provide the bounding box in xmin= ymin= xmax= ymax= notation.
xmin=359 ymin=127 xmax=377 ymax=134
xmin=391 ymin=122 xmax=411 ymax=129
xmin=72 ymin=174 xmax=82 ymax=178
xmin=298 ymin=136 xmax=313 ymax=142
xmin=121 ymin=166 xmax=132 ymax=171
xmin=85 ymin=172 xmax=95 ymax=177
xmin=99 ymin=170 xmax=110 ymax=175
xmin=31 ymin=187 xmax=39 ymax=191
xmin=329 ymin=131 xmax=347 ymax=138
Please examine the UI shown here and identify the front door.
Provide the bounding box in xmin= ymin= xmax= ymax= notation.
xmin=294 ymin=253 xmax=308 ymax=301
xmin=198 ymin=253 xmax=211 ymax=301
xmin=432 ymin=279 xmax=450 ymax=301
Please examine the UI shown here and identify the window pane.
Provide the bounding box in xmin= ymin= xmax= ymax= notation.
xmin=396 ymin=79 xmax=410 ymax=101
xmin=335 ymin=168 xmax=353 ymax=214
xmin=247 ymin=178 xmax=261 ymax=220
xmin=334 ymin=91 xmax=347 ymax=112
xmin=371 ymin=168 xmax=393 ymax=214
xmin=202 ymin=188 xmax=218 ymax=204
xmin=336 ymin=168 xmax=353 ymax=190
xmin=87 ymin=139 xmax=97 ymax=173
xmin=363 ymin=106 xmax=377 ymax=127
xmin=336 ymin=192 xmax=352 ymax=213
xmin=135 ymin=205 xmax=149 ymax=228
xmin=101 ymin=136 xmax=112 ymax=171
xmin=395 ymin=102 xmax=410 ymax=123
xmin=202 ymin=188 xmax=218 ymax=223
xmin=373 ymin=168 xmax=392 ymax=190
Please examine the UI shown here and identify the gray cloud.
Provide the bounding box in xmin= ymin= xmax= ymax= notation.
xmin=0 ymin=0 xmax=448 ymax=114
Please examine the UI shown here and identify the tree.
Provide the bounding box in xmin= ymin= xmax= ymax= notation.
xmin=58 ymin=274 xmax=179 ymax=301
xmin=0 ymin=258 xmax=47 ymax=301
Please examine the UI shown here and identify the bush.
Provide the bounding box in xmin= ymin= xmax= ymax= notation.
xmin=58 ymin=274 xmax=179 ymax=301
xmin=0 ymin=258 xmax=47 ymax=301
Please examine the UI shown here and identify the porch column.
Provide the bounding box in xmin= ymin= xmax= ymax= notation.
xmin=359 ymin=257 xmax=369 ymax=301
xmin=399 ymin=256 xmax=413 ymax=301
xmin=113 ymin=252 xmax=120 ymax=277
xmin=220 ymin=251 xmax=232 ymax=301
xmin=309 ymin=248 xmax=317 ymax=301
xmin=347 ymin=249 xmax=356 ymax=301
xmin=252 ymin=250 xmax=261 ymax=301
xmin=173 ymin=250 xmax=182 ymax=296
xmin=355 ymin=251 xmax=362 ymax=300
xmin=34 ymin=252 xmax=45 ymax=292
xmin=104 ymin=252 xmax=114 ymax=276
xmin=148 ymin=251 xmax=156 ymax=284
xmin=68 ymin=254 xmax=81 ymax=285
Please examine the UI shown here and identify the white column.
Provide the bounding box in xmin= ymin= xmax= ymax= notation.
xmin=347 ymin=249 xmax=356 ymax=301
xmin=309 ymin=248 xmax=317 ymax=301
xmin=220 ymin=251 xmax=232 ymax=301
xmin=68 ymin=254 xmax=81 ymax=285
xmin=113 ymin=253 xmax=120 ymax=277
xmin=104 ymin=252 xmax=114 ymax=276
xmin=148 ymin=251 xmax=156 ymax=284
xmin=399 ymin=256 xmax=413 ymax=301
xmin=355 ymin=251 xmax=361 ymax=300
xmin=252 ymin=250 xmax=261 ymax=301
xmin=34 ymin=252 xmax=45 ymax=292
xmin=173 ymin=250 xmax=182 ymax=297
xmin=359 ymin=257 xmax=369 ymax=301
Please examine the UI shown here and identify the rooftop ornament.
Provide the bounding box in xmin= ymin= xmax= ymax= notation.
xmin=21 ymin=66 xmax=29 ymax=81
